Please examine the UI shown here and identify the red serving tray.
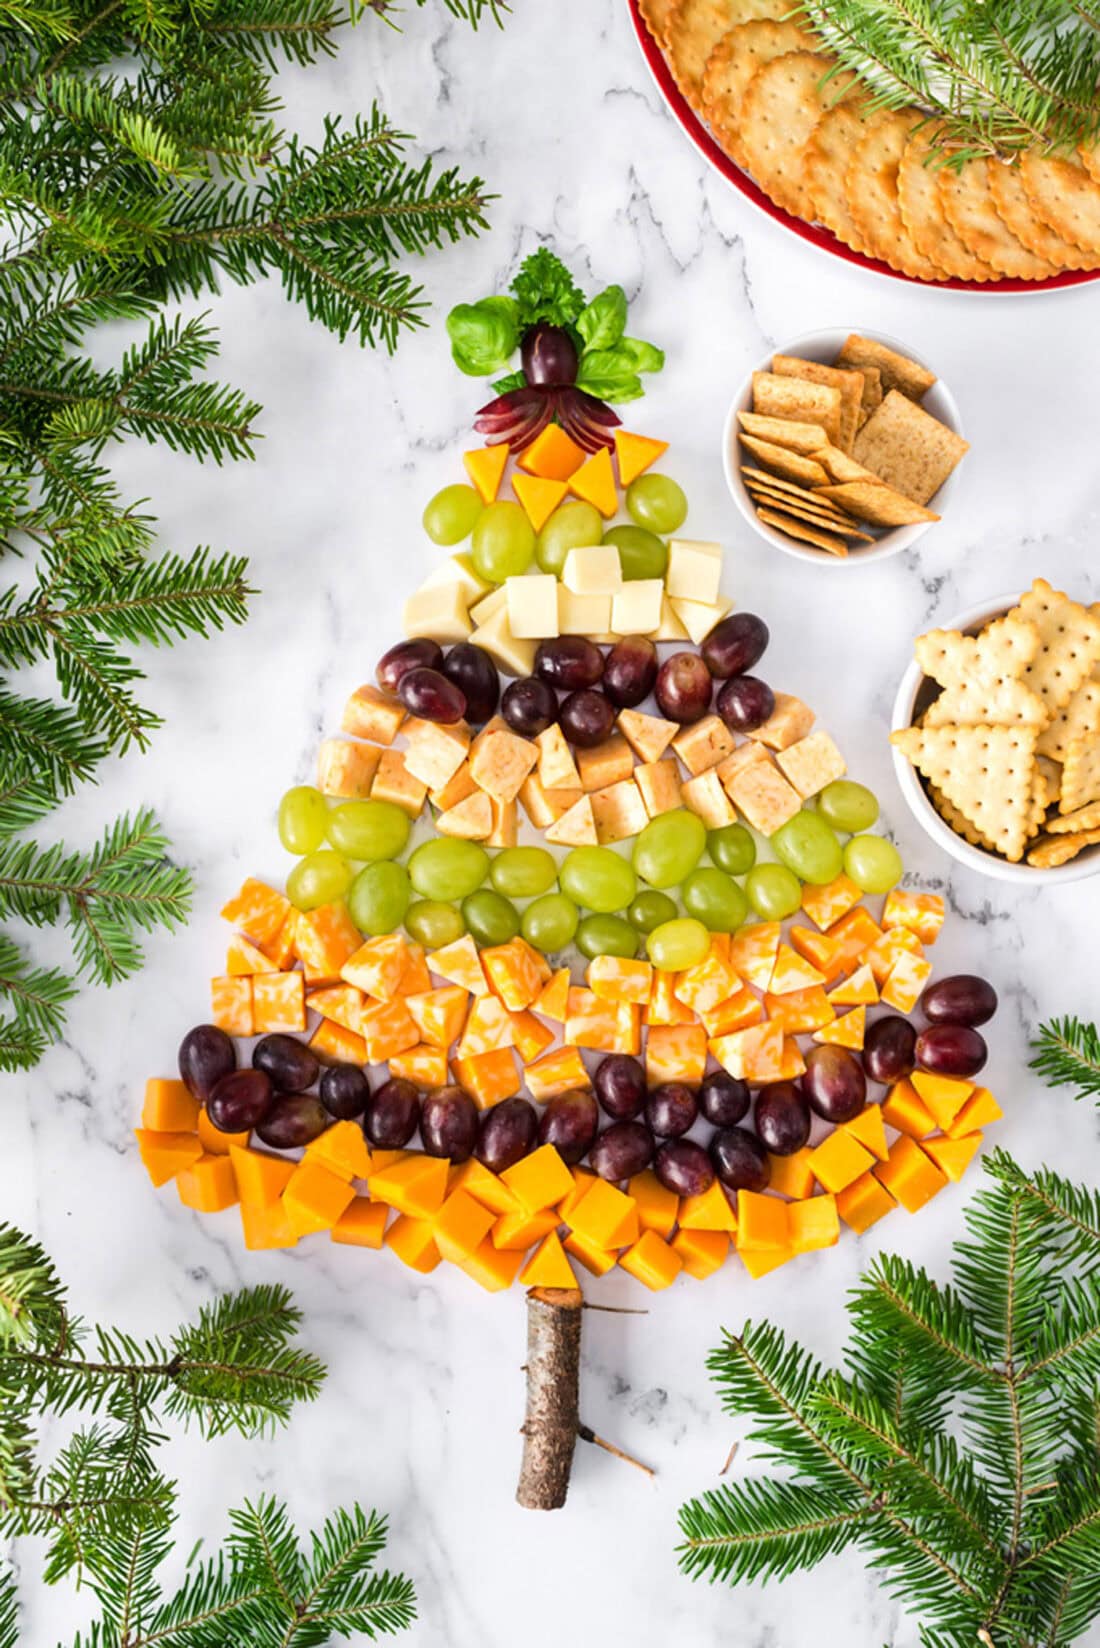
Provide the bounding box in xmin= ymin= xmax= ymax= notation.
xmin=627 ymin=0 xmax=1100 ymax=294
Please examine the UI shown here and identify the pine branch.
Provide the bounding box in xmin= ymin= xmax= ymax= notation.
xmin=0 ymin=933 xmax=74 ymax=1069
xmin=1030 ymin=1016 xmax=1100 ymax=1105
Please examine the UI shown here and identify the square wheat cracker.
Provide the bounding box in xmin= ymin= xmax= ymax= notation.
xmin=772 ymin=353 xmax=866 ymax=453
xmin=851 ymin=390 xmax=969 ymax=507
xmin=756 ymin=506 xmax=849 ymax=557
xmin=816 ymin=481 xmax=938 ymax=527
xmin=834 ymin=334 xmax=936 ymax=401
xmin=737 ymin=411 xmax=830 ymax=454
xmin=751 ymin=371 xmax=842 ymax=444
xmin=739 ymin=435 xmax=829 ymax=487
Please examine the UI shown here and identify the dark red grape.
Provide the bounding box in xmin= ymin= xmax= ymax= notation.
xmin=319 ymin=1063 xmax=370 ymax=1119
xmin=916 ymin=1025 xmax=987 ymax=1078
xmin=365 ymin=1078 xmax=420 ymax=1148
xmin=255 ymin=1094 xmax=330 ymax=1149
xmin=501 ymin=676 xmax=557 ymax=737
xmin=178 ymin=1025 xmax=236 ymax=1103
xmin=716 ymin=676 xmax=775 ymax=734
xmin=420 ymin=1085 xmax=479 ymax=1162
xmin=252 ymin=1034 xmax=317 ymax=1094
xmin=710 ymin=1126 xmax=770 ymax=1191
xmin=441 ymin=643 xmax=499 ymax=724
xmin=478 ymin=1096 xmax=538 ymax=1172
xmin=654 ymin=1139 xmax=715 ymax=1197
xmin=701 ymin=613 xmax=769 ymax=679
xmin=521 ymin=323 xmax=578 ymax=387
xmin=535 ymin=636 xmax=604 ymax=691
xmin=754 ymin=1082 xmax=811 ymax=1155
xmin=863 ymin=1016 xmax=917 ymax=1086
xmin=920 ymin=975 xmax=998 ymax=1028
xmin=589 ymin=1120 xmax=654 ymax=1181
xmin=699 ymin=1070 xmax=750 ymax=1127
xmin=559 ymin=688 xmax=615 ymax=748
xmin=594 ymin=1055 xmax=647 ymax=1120
xmin=655 ymin=652 xmax=713 ymax=724
xmin=397 ymin=666 xmax=466 ymax=725
xmin=377 ymin=638 xmax=443 ymax=694
xmin=538 ymin=1088 xmax=599 ymax=1165
xmin=803 ymin=1044 xmax=866 ymax=1123
xmin=207 ymin=1069 xmax=273 ymax=1133
xmin=644 ymin=1082 xmax=698 ymax=1138
xmin=603 ymin=636 xmax=658 ymax=708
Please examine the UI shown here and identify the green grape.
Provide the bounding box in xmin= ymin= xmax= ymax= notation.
xmin=536 ymin=500 xmax=603 ymax=576
xmin=844 ymin=834 xmax=903 ymax=895
xmin=326 ymin=798 xmax=410 ymax=862
xmin=278 ymin=785 xmax=329 ymax=855
xmin=286 ymin=849 xmax=352 ymax=911
xmin=771 ymin=810 xmax=844 ymax=886
xmin=560 ymin=846 xmax=637 ymax=914
xmin=746 ymin=862 xmax=803 ymax=921
xmin=682 ymin=867 xmax=749 ymax=933
xmin=405 ymin=899 xmax=465 ymax=948
xmin=633 ymin=809 xmax=707 ymax=889
xmin=522 ymin=892 xmax=579 ymax=952
xmin=708 ymin=823 xmax=757 ymax=876
xmin=490 ymin=846 xmax=557 ymax=899
xmin=349 ymin=861 xmax=410 ymax=936
xmin=819 ymin=779 xmax=880 ymax=834
xmin=577 ymin=914 xmax=638 ymax=960
xmin=462 ymin=889 xmax=520 ymax=946
xmin=423 ymin=483 xmax=483 ymax=546
xmin=602 ymin=523 xmax=668 ymax=581
xmin=626 ymin=473 xmax=687 ymax=535
xmin=408 ymin=838 xmax=490 ymax=902
xmin=647 ymin=917 xmax=710 ymax=973
xmin=628 ymin=890 xmax=678 ymax=933
xmin=471 ymin=500 xmax=535 ymax=582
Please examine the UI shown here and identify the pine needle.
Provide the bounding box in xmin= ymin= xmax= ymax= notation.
xmin=1030 ymin=1016 xmax=1100 ymax=1104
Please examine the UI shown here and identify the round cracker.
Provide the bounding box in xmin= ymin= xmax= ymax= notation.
xmin=638 ymin=0 xmax=679 ymax=47
xmin=701 ymin=19 xmax=816 ymax=167
xmin=987 ymin=160 xmax=1100 ymax=270
xmin=846 ymin=109 xmax=951 ymax=281
xmin=739 ymin=51 xmax=852 ymax=220
xmin=937 ymin=157 xmax=1059 ymax=280
xmin=803 ymin=99 xmax=871 ymax=250
xmin=1019 ymin=151 xmax=1100 ymax=254
xmin=897 ymin=131 xmax=997 ymax=281
xmin=667 ymin=0 xmax=790 ymax=110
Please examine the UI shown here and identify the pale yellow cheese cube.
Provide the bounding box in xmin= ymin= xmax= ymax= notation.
xmin=649 ymin=593 xmax=689 ymax=641
xmin=558 ymin=586 xmax=612 ymax=636
xmin=505 ymin=573 xmax=560 ymax=640
xmin=611 ymin=579 xmax=664 ymax=636
xmin=562 ymin=544 xmax=623 ymax=596
xmin=536 ymin=724 xmax=580 ymax=791
xmin=519 ymin=774 xmax=583 ymax=829
xmin=419 ymin=551 xmax=491 ymax=603
xmin=634 ymin=759 xmax=683 ymax=817
xmin=681 ymin=768 xmax=736 ymax=828
xmin=776 ymin=730 xmax=846 ymax=798
xmin=666 ymin=539 xmax=722 ymax=605
xmin=618 ymin=708 xmax=677 ymax=764
xmin=403 ymin=718 xmax=471 ymax=792
xmin=591 ymin=780 xmax=648 ymax=844
xmin=342 ymin=685 xmax=404 ymax=746
xmin=577 ymin=734 xmax=633 ymax=793
xmin=469 ymin=584 xmax=507 ymax=628
xmin=544 ymin=793 xmax=597 ymax=846
xmin=672 ymin=714 xmax=735 ymax=777
xmin=669 ymin=594 xmax=733 ymax=646
xmin=469 ymin=604 xmax=538 ymax=677
xmin=727 ymin=759 xmax=802 ymax=834
xmin=403 ymin=581 xmax=473 ymax=644
xmin=372 ymin=748 xmax=427 ymax=817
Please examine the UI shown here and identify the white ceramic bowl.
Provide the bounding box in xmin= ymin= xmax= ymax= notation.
xmin=891 ymin=592 xmax=1100 ymax=884
xmin=723 ymin=328 xmax=965 ymax=567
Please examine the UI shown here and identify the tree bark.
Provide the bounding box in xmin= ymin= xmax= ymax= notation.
xmin=516 ymin=1285 xmax=583 ymax=1510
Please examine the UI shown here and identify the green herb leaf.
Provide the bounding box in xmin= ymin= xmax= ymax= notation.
xmin=617 ymin=336 xmax=665 ymax=374
xmin=510 ymin=249 xmax=586 ymax=329
xmin=574 ymin=368 xmax=645 ymax=404
xmin=446 ymin=295 xmax=519 ymax=377
xmin=576 ymin=284 xmax=627 ymax=350
xmin=491 ymin=369 xmax=527 ymax=395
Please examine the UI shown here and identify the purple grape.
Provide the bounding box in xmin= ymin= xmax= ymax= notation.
xmin=501 ymin=676 xmax=557 ymax=737
xmin=538 ymin=1088 xmax=599 ymax=1165
xmin=589 ymin=1120 xmax=655 ymax=1181
xmin=701 ymin=613 xmax=769 ymax=679
xmin=420 ymin=1085 xmax=479 ymax=1162
xmin=478 ymin=1096 xmax=539 ymax=1172
xmin=863 ymin=1016 xmax=917 ymax=1086
xmin=803 ymin=1044 xmax=866 ymax=1123
xmin=699 ymin=1070 xmax=750 ymax=1127
xmin=319 ymin=1063 xmax=370 ymax=1119
xmin=252 ymin=1034 xmax=317 ymax=1094
xmin=654 ymin=1139 xmax=715 ymax=1197
xmin=754 ymin=1082 xmax=811 ymax=1155
xmin=521 ymin=323 xmax=578 ymax=387
xmin=655 ymin=652 xmax=712 ymax=724
xmin=535 ymin=636 xmax=604 ymax=691
xmin=716 ymin=676 xmax=775 ymax=734
xmin=441 ymin=643 xmax=499 ymax=725
xmin=397 ymin=666 xmax=467 ymax=725
xmin=365 ymin=1078 xmax=420 ymax=1148
xmin=255 ymin=1094 xmax=330 ymax=1149
xmin=178 ymin=1024 xmax=236 ymax=1103
xmin=207 ymin=1069 xmax=273 ymax=1133
xmin=644 ymin=1082 xmax=698 ymax=1138
xmin=377 ymin=638 xmax=443 ymax=694
xmin=594 ymin=1055 xmax=647 ymax=1120
xmin=919 ymin=975 xmax=998 ymax=1028
xmin=710 ymin=1126 xmax=770 ymax=1192
xmin=559 ymin=688 xmax=615 ymax=748
xmin=603 ymin=637 xmax=658 ymax=708
xmin=916 ymin=1025 xmax=987 ymax=1078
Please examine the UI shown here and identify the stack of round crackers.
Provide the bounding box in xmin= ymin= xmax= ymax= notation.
xmin=640 ymin=0 xmax=1100 ymax=283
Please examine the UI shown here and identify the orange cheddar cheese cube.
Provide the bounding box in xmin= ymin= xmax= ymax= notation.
xmin=881 ymin=1078 xmax=937 ymax=1139
xmin=197 ymin=1108 xmax=249 ymax=1156
xmin=813 ymin=1004 xmax=865 ymax=1050
xmin=945 ymin=1087 xmax=1002 ymax=1138
xmin=801 ymin=873 xmax=862 ymax=931
xmin=252 ymin=971 xmax=306 ymax=1034
xmin=518 ymin=1231 xmax=577 ymax=1291
xmin=295 ymin=902 xmax=363 ymax=979
xmin=428 ymin=934 xmax=490 ymax=996
xmin=135 ymin=1128 xmax=203 ymax=1188
xmin=451 ymin=1047 xmax=521 ymax=1109
xmin=524 ymin=1046 xmax=590 ymax=1102
xmin=432 ymin=1189 xmax=497 ymax=1263
xmin=789 ymin=925 xmax=846 ymax=985
xmin=177 ymin=1152 xmax=238 ymax=1214
xmin=491 ymin=1206 xmax=560 ymax=1250
xmin=645 ymin=1023 xmax=707 ymax=1088
xmin=710 ymin=1022 xmax=786 ymax=1083
xmin=842 ymin=1103 xmax=889 ymax=1163
xmin=360 ymin=998 xmax=420 ymax=1063
xmin=836 ymin=1171 xmax=896 ymax=1234
xmin=534 ymin=967 xmax=571 ymax=1023
xmin=910 ymin=1072 xmax=974 ymax=1131
xmin=646 ymin=968 xmax=696 ymax=1027
xmin=341 ymin=934 xmax=409 ymax=1001
xmin=229 ymin=1145 xmax=295 ymax=1206
xmin=307 ymin=983 xmax=365 ymax=1033
xmin=221 ymin=878 xmax=292 ymax=946
xmin=768 ymin=942 xmax=826 ymax=995
xmin=282 ymin=1160 xmax=355 ymax=1234
xmin=520 ymin=423 xmax=586 ymax=481
xmin=456 ymin=993 xmax=516 ymax=1058
xmin=565 ymin=988 xmax=632 ymax=1054
xmin=210 ymin=975 xmax=252 ymax=1036
xmin=628 ymin=1170 xmax=679 ymax=1238
xmin=677 ymin=1180 xmax=737 ymax=1233
xmin=305 ymin=1119 xmax=371 ymax=1181
xmin=310 ymin=1019 xmax=367 ymax=1065
xmin=568 ymin=444 xmax=617 ymax=516
xmin=614 ymin=428 xmax=668 ymax=486
xmin=775 ymin=1037 xmax=807 ymax=1082
xmin=448 ymin=1159 xmax=517 ymax=1216
xmin=386 ymin=1215 xmax=441 ymax=1273
xmin=513 ymin=935 xmax=552 ymax=985
xmin=881 ymin=950 xmax=933 ymax=1014
xmin=827 ymin=963 xmax=878 ymax=1006
xmin=226 ymin=934 xmax=278 ymax=976
xmin=331 ymin=1198 xmax=388 ymax=1248
xmin=558 ymin=1167 xmax=598 ymax=1221
xmin=864 ymin=925 xmax=924 ymax=987
xmin=460 ymin=1238 xmax=526 ymax=1291
xmin=482 ymin=939 xmax=543 ymax=1010
xmin=509 ymin=1009 xmax=555 ymax=1063
xmin=369 ymin=1154 xmax=449 ymax=1218
xmin=388 ymin=1045 xmax=449 ymax=1088
xmin=502 ymin=1144 xmax=574 ymax=1214
xmin=882 ymin=888 xmax=945 ymax=945
xmin=398 ymin=944 xmax=432 ymax=996
xmin=789 ymin=1194 xmax=840 ymax=1253
xmin=765 ymin=985 xmax=834 ymax=1035
xmin=512 ymin=471 xmax=568 ymax=531
xmin=672 ymin=1227 xmax=729 ymax=1279
xmin=740 ymin=1245 xmax=796 ymax=1279
xmin=735 ymin=1191 xmax=790 ymax=1251
xmin=405 ymin=985 xmax=470 ymax=1049
xmin=675 ymin=946 xmax=739 ymax=1015
xmin=565 ymin=1178 xmax=638 ymax=1247
xmin=826 ymin=907 xmax=883 ymax=973
xmin=240 ymin=1198 xmax=299 ymax=1250
xmin=317 ymin=737 xmax=382 ymax=799
xmin=464 ymin=443 xmax=508 ymax=503
xmin=142 ymin=1078 xmax=199 ymax=1134
xmin=767 ymin=1148 xmax=816 ymax=1200
xmin=564 ymin=1231 xmax=618 ymax=1275
xmin=620 ymin=1229 xmax=683 ymax=1291
xmin=808 ymin=1129 xmax=875 ymax=1194
xmin=700 ymin=986 xmax=764 ymax=1038
xmin=728 ymin=921 xmax=781 ymax=990
xmin=587 ymin=955 xmax=653 ymax=1005
xmin=922 ymin=1130 xmax=983 ymax=1183
xmin=261 ymin=913 xmax=299 ymax=971
xmin=874 ymin=1136 xmax=947 ymax=1213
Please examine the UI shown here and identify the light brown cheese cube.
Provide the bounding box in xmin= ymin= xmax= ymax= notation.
xmin=618 ymin=708 xmax=677 ymax=764
xmin=468 ymin=727 xmax=539 ymax=803
xmin=748 ymin=691 xmax=815 ymax=751
xmin=545 ymin=793 xmax=598 ymax=846
xmin=635 ymin=759 xmax=683 ymax=818
xmin=536 ymin=723 xmax=581 ymax=791
xmin=717 ymin=740 xmax=769 ymax=793
xmin=672 ymin=714 xmax=736 ymax=777
xmin=430 ymin=760 xmax=479 ymax=811
xmin=591 ymin=780 xmax=649 ymax=844
xmin=372 ymin=748 xmax=427 ymax=817
xmin=342 ymin=684 xmax=404 ymax=746
xmin=776 ymin=730 xmax=846 ymax=798
xmin=681 ymin=769 xmax=736 ymax=828
xmin=577 ymin=734 xmax=634 ymax=793
xmin=436 ymin=791 xmax=493 ymax=840
xmin=317 ymin=738 xmax=381 ymax=798
xmin=519 ymin=775 xmax=583 ymax=829
xmin=728 ymin=760 xmax=802 ymax=835
xmin=486 ymin=796 xmax=518 ymax=848
xmin=403 ymin=718 xmax=471 ymax=792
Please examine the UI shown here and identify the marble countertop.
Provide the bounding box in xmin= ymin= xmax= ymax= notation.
xmin=7 ymin=3 xmax=1100 ymax=1643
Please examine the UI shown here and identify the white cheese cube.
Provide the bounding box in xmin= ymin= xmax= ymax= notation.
xmin=669 ymin=594 xmax=733 ymax=646
xmin=404 ymin=582 xmax=473 ymax=643
xmin=506 ymin=573 xmax=560 ymax=640
xmin=419 ymin=551 xmax=492 ymax=604
xmin=562 ymin=544 xmax=623 ymax=596
xmin=666 ymin=538 xmax=722 ymax=605
xmin=469 ymin=603 xmax=538 ymax=677
xmin=650 ymin=593 xmax=689 ymax=641
xmin=611 ymin=579 xmax=664 ymax=636
xmin=558 ymin=586 xmax=611 ymax=636
xmin=468 ymin=584 xmax=507 ymax=628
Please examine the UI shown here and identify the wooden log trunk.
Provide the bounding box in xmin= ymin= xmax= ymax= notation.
xmin=516 ymin=1285 xmax=583 ymax=1509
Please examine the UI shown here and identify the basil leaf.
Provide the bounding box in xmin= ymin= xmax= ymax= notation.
xmin=617 ymin=335 xmax=665 ymax=374
xmin=491 ymin=369 xmax=527 ymax=395
xmin=575 ymin=368 xmax=644 ymax=404
xmin=576 ymin=284 xmax=627 ymax=351
xmin=446 ymin=295 xmax=519 ymax=377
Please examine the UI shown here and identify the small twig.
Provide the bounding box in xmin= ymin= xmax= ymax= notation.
xmin=577 ymin=1424 xmax=655 ymax=1479
xmin=582 ymin=1302 xmax=649 ymax=1316
xmin=719 ymin=1442 xmax=739 ymax=1476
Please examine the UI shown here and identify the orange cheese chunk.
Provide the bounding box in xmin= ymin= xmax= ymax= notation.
xmin=564 ymin=1231 xmax=618 ymax=1276
xmin=672 ymin=1227 xmax=729 ymax=1279
xmin=567 ymin=444 xmax=618 ymax=516
xmin=945 ymin=1087 xmax=1002 ymax=1138
xmin=369 ymin=1153 xmax=449 ymax=1218
xmin=456 ymin=993 xmax=516 ymax=1058
xmin=294 ymin=903 xmax=363 ymax=980
xmin=398 ymin=944 xmax=432 ymax=996
xmin=768 ymin=942 xmax=826 ymax=995
xmin=765 ymin=985 xmax=834 ymax=1035
xmin=460 ymin=1237 xmax=525 ymax=1291
xmin=386 ymin=1215 xmax=440 ymax=1273
xmin=882 ymin=888 xmax=945 ymax=945
xmin=863 ymin=925 xmax=924 ymax=988
xmin=789 ymin=925 xmax=846 ymax=985
xmin=389 ymin=1044 xmax=449 ymax=1088
xmin=922 ymin=1130 xmax=983 ymax=1183
xmin=801 ymin=873 xmax=862 ymax=931
xmin=142 ymin=1078 xmax=199 ymax=1134
xmin=813 ymin=1004 xmax=865 ymax=1050
xmin=558 ymin=1167 xmax=598 ymax=1220
xmin=524 ymin=1045 xmax=590 ymax=1102
xmin=452 ymin=1047 xmax=521 ymax=1109
xmin=645 ymin=1023 xmax=707 ymax=1088
xmin=502 ymin=1144 xmax=574 ymax=1213
xmin=509 ymin=1008 xmax=556 ymax=1063
xmin=588 ymin=955 xmax=653 ymax=1005
xmin=808 ymin=1129 xmax=875 ymax=1194
xmin=135 ymin=1127 xmax=203 ymax=1187
xmin=645 ymin=968 xmax=696 ymax=1026
xmin=910 ymin=1071 xmax=974 ymax=1131
xmin=197 ymin=1108 xmax=248 ymax=1156
xmin=881 ymin=950 xmax=933 ymax=1014
xmin=518 ymin=1231 xmax=578 ymax=1289
xmin=482 ymin=938 xmax=543 ymax=1010
xmin=405 ymin=985 xmax=470 ymax=1049
xmin=881 ymin=1078 xmax=937 ymax=1139
xmin=252 ymin=971 xmax=306 ymax=1034
xmin=534 ymin=966 xmax=571 ymax=1023
xmin=700 ymin=986 xmax=764 ymax=1038
xmin=710 ymin=1021 xmax=786 ymax=1083
xmin=565 ymin=1178 xmax=638 ymax=1247
xmin=427 ymin=933 xmax=490 ymax=996
xmin=491 ymin=1206 xmax=560 ymax=1251
xmin=836 ymin=1171 xmax=896 ymax=1234
xmin=619 ymin=1229 xmax=683 ymax=1290
xmin=464 ymin=442 xmax=509 ymax=503
xmin=678 ymin=1179 xmax=737 ymax=1233
xmin=514 ymin=935 xmax=552 ymax=985
xmin=283 ymin=1160 xmax=355 ymax=1234
xmin=627 ymin=1170 xmax=679 ymax=1238
xmin=512 ymin=471 xmax=568 ymax=531
xmin=432 ymin=1188 xmax=497 ymax=1262
xmin=842 ymin=1103 xmax=889 ymax=1163
xmin=826 ymin=906 xmax=883 ymax=973
xmin=613 ymin=429 xmax=668 ymax=487
xmin=177 ymin=1152 xmax=238 ymax=1213
xmin=740 ymin=1245 xmax=796 ymax=1279
xmin=565 ymin=988 xmax=639 ymax=1054
xmin=874 ymin=1136 xmax=947 ymax=1213
xmin=789 ymin=1194 xmax=840 ymax=1253
xmin=518 ymin=423 xmax=587 ymax=481
xmin=827 ymin=963 xmax=878 ymax=1007
xmin=331 ymin=1198 xmax=388 ymax=1248
xmin=210 ymin=975 xmax=252 ymax=1036
xmin=767 ymin=1148 xmax=815 ymax=1200
xmin=728 ymin=921 xmax=781 ymax=990
xmin=305 ymin=1119 xmax=371 ymax=1181
xmin=226 ymin=935 xmax=278 ymax=976
xmin=261 ymin=913 xmax=299 ymax=971
xmin=735 ymin=1191 xmax=790 ymax=1251
xmin=775 ymin=1037 xmax=807 ymax=1081
xmin=221 ymin=878 xmax=292 ymax=946
xmin=341 ymin=934 xmax=410 ymax=1001
xmin=241 ymin=1198 xmax=299 ymax=1250
xmin=360 ymin=997 xmax=420 ymax=1063
xmin=674 ymin=941 xmax=739 ymax=1014
xmin=448 ymin=1158 xmax=518 ymax=1216
xmin=229 ymin=1145 xmax=295 ymax=1207
xmin=310 ymin=1019 xmax=367 ymax=1065
xmin=308 ymin=983 xmax=365 ymax=1033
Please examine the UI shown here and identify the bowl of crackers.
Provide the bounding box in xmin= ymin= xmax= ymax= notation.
xmin=724 ymin=329 xmax=968 ymax=562
xmin=891 ymin=580 xmax=1100 ymax=881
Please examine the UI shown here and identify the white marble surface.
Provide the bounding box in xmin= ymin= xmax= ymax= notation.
xmin=6 ymin=2 xmax=1100 ymax=1643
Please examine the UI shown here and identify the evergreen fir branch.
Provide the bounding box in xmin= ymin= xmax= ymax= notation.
xmin=1030 ymin=1016 xmax=1100 ymax=1105
xmin=0 ymin=1224 xmax=66 ymax=1349
xmin=985 ymin=1149 xmax=1100 ymax=1268
xmin=0 ymin=1571 xmax=16 ymax=1648
xmin=0 ymin=933 xmax=74 ymax=1067
xmin=192 ymin=0 xmax=349 ymax=69
xmin=0 ymin=687 xmax=110 ymax=798
xmin=677 ymin=1478 xmax=872 ymax=1584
